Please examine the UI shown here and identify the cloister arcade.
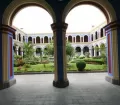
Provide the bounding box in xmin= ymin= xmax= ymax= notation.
xmin=13 ymin=21 xmax=106 ymax=57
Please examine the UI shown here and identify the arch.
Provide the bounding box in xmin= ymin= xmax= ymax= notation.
xmin=92 ymin=46 xmax=94 ymax=56
xmin=36 ymin=36 xmax=40 ymax=43
xmin=95 ymin=44 xmax=99 ymax=56
xmin=68 ymin=36 xmax=72 ymax=43
xmin=44 ymin=36 xmax=48 ymax=43
xmin=18 ymin=47 xmax=21 ymax=55
xmin=2 ymin=0 xmax=56 ymax=25
xmin=23 ymin=36 xmax=25 ymax=42
xmin=84 ymin=35 xmax=88 ymax=42
xmin=91 ymin=34 xmax=93 ymax=41
xmin=28 ymin=37 xmax=32 ymax=43
xmin=76 ymin=35 xmax=80 ymax=42
xmin=13 ymin=34 xmax=16 ymax=40
xmin=18 ymin=33 xmax=21 ymax=41
xmin=63 ymin=0 xmax=117 ymax=23
xmin=95 ymin=31 xmax=98 ymax=40
xmin=83 ymin=46 xmax=89 ymax=55
xmin=36 ymin=47 xmax=42 ymax=56
xmin=75 ymin=47 xmax=81 ymax=52
xmin=100 ymin=28 xmax=104 ymax=37
xmin=13 ymin=46 xmax=16 ymax=54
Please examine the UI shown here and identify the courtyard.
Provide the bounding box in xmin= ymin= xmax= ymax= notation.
xmin=0 ymin=73 xmax=120 ymax=105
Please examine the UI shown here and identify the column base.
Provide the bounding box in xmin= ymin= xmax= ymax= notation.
xmin=53 ymin=80 xmax=69 ymax=88
xmin=105 ymin=76 xmax=120 ymax=85
xmin=0 ymin=78 xmax=16 ymax=90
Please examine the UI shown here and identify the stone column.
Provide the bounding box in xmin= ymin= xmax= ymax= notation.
xmin=94 ymin=50 xmax=97 ymax=57
xmin=75 ymin=37 xmax=76 ymax=43
xmin=104 ymin=21 xmax=120 ymax=85
xmin=0 ymin=25 xmax=16 ymax=90
xmin=21 ymin=48 xmax=23 ymax=56
xmin=89 ymin=47 xmax=92 ymax=57
xmin=16 ymin=46 xmax=19 ymax=55
xmin=81 ymin=47 xmax=84 ymax=55
xmin=51 ymin=22 xmax=69 ymax=88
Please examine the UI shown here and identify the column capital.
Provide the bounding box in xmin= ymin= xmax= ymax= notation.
xmin=0 ymin=24 xmax=16 ymax=35
xmin=104 ymin=20 xmax=120 ymax=33
xmin=51 ymin=22 xmax=68 ymax=32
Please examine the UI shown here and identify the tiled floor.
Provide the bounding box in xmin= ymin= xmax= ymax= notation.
xmin=0 ymin=73 xmax=120 ymax=105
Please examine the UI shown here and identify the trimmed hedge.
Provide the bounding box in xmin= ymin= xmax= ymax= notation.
xmin=76 ymin=61 xmax=86 ymax=71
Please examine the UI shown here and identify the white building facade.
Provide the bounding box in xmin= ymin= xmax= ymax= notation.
xmin=13 ymin=22 xmax=107 ymax=57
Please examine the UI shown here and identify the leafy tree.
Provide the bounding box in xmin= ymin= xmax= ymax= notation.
xmin=66 ymin=41 xmax=75 ymax=57
xmin=36 ymin=48 xmax=43 ymax=62
xmin=23 ymin=42 xmax=35 ymax=63
xmin=44 ymin=41 xmax=74 ymax=57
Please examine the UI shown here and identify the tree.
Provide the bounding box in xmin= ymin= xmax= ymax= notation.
xmin=44 ymin=41 xmax=74 ymax=57
xmin=44 ymin=41 xmax=54 ymax=56
xmin=23 ymin=42 xmax=35 ymax=63
xmin=66 ymin=41 xmax=75 ymax=57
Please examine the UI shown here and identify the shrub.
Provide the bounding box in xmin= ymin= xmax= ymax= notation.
xmin=76 ymin=61 xmax=86 ymax=71
xmin=24 ymin=64 xmax=31 ymax=68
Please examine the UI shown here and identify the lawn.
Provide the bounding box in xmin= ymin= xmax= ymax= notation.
xmin=14 ymin=63 xmax=107 ymax=73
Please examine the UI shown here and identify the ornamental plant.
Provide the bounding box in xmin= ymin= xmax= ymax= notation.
xmin=76 ymin=60 xmax=86 ymax=71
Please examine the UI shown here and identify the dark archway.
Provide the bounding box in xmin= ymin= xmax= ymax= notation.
xmin=18 ymin=47 xmax=21 ymax=55
xmin=83 ymin=46 xmax=89 ymax=54
xmin=96 ymin=45 xmax=99 ymax=56
xmin=84 ymin=35 xmax=88 ymax=42
xmin=92 ymin=46 xmax=94 ymax=56
xmin=76 ymin=35 xmax=80 ymax=42
xmin=91 ymin=34 xmax=93 ymax=41
xmin=36 ymin=37 xmax=40 ymax=43
xmin=36 ymin=48 xmax=42 ymax=56
xmin=44 ymin=36 xmax=48 ymax=43
xmin=75 ymin=47 xmax=81 ymax=52
xmin=19 ymin=33 xmax=21 ymax=41
xmin=68 ymin=36 xmax=72 ymax=42
xmin=95 ymin=31 xmax=98 ymax=40
xmin=28 ymin=37 xmax=32 ymax=43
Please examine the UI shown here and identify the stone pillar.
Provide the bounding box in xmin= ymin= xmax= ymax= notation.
xmin=104 ymin=21 xmax=120 ymax=85
xmin=51 ymin=22 xmax=69 ymax=88
xmin=16 ymin=46 xmax=19 ymax=55
xmin=89 ymin=47 xmax=92 ymax=57
xmin=81 ymin=48 xmax=84 ymax=55
xmin=75 ymin=37 xmax=76 ymax=43
xmin=94 ymin=50 xmax=97 ymax=57
xmin=0 ymin=25 xmax=16 ymax=90
xmin=21 ymin=48 xmax=23 ymax=56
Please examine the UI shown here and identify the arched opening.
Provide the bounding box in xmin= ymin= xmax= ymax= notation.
xmin=84 ymin=35 xmax=88 ymax=42
xmin=36 ymin=37 xmax=40 ymax=43
xmin=83 ymin=46 xmax=89 ymax=55
xmin=23 ymin=36 xmax=25 ymax=42
xmin=92 ymin=46 xmax=94 ymax=56
xmin=76 ymin=35 xmax=80 ymax=42
xmin=28 ymin=37 xmax=32 ymax=43
xmin=36 ymin=48 xmax=42 ymax=56
xmin=91 ymin=34 xmax=93 ymax=41
xmin=95 ymin=31 xmax=98 ymax=40
xmin=100 ymin=28 xmax=104 ymax=37
xmin=18 ymin=47 xmax=21 ymax=55
xmin=19 ymin=33 xmax=21 ymax=41
xmin=75 ymin=47 xmax=81 ymax=56
xmin=95 ymin=45 xmax=99 ymax=56
xmin=44 ymin=36 xmax=48 ymax=43
xmin=13 ymin=46 xmax=16 ymax=54
xmin=13 ymin=34 xmax=16 ymax=40
xmin=68 ymin=36 xmax=72 ymax=42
